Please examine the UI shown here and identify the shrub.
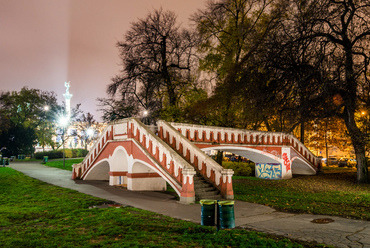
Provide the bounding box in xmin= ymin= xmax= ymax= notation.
xmin=34 ymin=150 xmax=64 ymax=159
xmin=223 ymin=161 xmax=255 ymax=176
xmin=64 ymin=148 xmax=88 ymax=158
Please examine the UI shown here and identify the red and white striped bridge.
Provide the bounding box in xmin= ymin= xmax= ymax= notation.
xmin=72 ymin=118 xmax=319 ymax=203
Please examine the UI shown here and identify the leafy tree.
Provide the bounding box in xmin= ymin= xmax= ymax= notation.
xmin=74 ymin=112 xmax=99 ymax=155
xmin=192 ymin=0 xmax=287 ymax=128
xmin=0 ymin=87 xmax=60 ymax=156
xmin=54 ymin=103 xmax=82 ymax=151
xmin=304 ymin=118 xmax=353 ymax=159
xmin=107 ymin=8 xmax=199 ymax=122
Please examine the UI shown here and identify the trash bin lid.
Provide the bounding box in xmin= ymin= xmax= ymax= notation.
xmin=200 ymin=199 xmax=217 ymax=205
xmin=218 ymin=200 xmax=234 ymax=206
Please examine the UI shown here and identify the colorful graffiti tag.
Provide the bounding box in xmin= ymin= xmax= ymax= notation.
xmin=282 ymin=152 xmax=291 ymax=172
xmin=255 ymin=163 xmax=282 ymax=179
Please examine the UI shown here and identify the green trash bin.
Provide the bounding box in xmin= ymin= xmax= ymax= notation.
xmin=200 ymin=199 xmax=217 ymax=226
xmin=43 ymin=156 xmax=48 ymax=163
xmin=3 ymin=158 xmax=9 ymax=166
xmin=217 ymin=200 xmax=235 ymax=229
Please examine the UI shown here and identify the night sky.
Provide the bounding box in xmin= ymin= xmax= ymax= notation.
xmin=0 ymin=0 xmax=206 ymax=121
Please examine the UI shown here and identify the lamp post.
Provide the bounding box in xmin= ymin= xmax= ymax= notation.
xmin=362 ymin=111 xmax=369 ymax=157
xmin=41 ymin=105 xmax=49 ymax=152
xmin=58 ymin=116 xmax=69 ymax=168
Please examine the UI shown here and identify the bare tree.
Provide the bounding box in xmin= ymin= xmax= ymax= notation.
xmin=108 ymin=8 xmax=199 ymax=121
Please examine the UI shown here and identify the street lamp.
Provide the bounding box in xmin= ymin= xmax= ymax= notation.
xmin=84 ymin=128 xmax=94 ymax=154
xmin=142 ymin=110 xmax=149 ymax=125
xmin=86 ymin=128 xmax=94 ymax=137
xmin=362 ymin=110 xmax=369 ymax=156
xmin=41 ymin=105 xmax=50 ymax=152
xmin=58 ymin=116 xmax=69 ymax=168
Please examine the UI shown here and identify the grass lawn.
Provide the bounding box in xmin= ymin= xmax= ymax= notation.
xmin=42 ymin=158 xmax=83 ymax=171
xmin=0 ymin=167 xmax=323 ymax=248
xmin=35 ymin=159 xmax=370 ymax=220
xmin=233 ymin=167 xmax=370 ymax=220
xmin=37 ymin=159 xmax=370 ymax=220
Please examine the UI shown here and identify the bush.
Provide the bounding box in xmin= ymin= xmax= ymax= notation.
xmin=35 ymin=148 xmax=88 ymax=159
xmin=222 ymin=161 xmax=255 ymax=177
xmin=62 ymin=148 xmax=88 ymax=158
xmin=34 ymin=150 xmax=63 ymax=159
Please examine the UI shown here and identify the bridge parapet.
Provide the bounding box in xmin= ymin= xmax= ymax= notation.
xmin=127 ymin=118 xmax=196 ymax=202
xmin=158 ymin=121 xmax=234 ymax=200
xmin=169 ymin=122 xmax=320 ymax=168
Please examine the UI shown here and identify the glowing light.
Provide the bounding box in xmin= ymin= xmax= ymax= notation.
xmin=58 ymin=116 xmax=69 ymax=127
xmin=86 ymin=128 xmax=94 ymax=136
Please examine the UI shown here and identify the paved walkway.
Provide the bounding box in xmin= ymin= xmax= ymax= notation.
xmin=7 ymin=162 xmax=370 ymax=248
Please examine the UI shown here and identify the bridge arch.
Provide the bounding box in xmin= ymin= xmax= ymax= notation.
xmin=200 ymin=146 xmax=281 ymax=164
xmin=291 ymin=157 xmax=317 ymax=175
xmin=110 ymin=147 xmax=130 ymax=172
xmin=84 ymin=159 xmax=110 ymax=180
xmin=127 ymin=160 xmax=168 ymax=192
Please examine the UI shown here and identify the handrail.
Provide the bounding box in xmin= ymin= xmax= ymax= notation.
xmin=158 ymin=120 xmax=234 ymax=198
xmin=128 ymin=118 xmax=195 ymax=179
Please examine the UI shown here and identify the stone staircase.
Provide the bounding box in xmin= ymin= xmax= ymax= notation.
xmin=194 ymin=173 xmax=223 ymax=201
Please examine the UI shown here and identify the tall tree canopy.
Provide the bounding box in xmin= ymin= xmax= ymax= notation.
xmin=193 ymin=0 xmax=370 ymax=183
xmin=191 ymin=0 xmax=287 ymax=128
xmin=0 ymin=87 xmax=60 ymax=156
xmin=270 ymin=0 xmax=370 ymax=183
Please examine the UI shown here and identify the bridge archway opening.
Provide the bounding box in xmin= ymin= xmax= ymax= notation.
xmin=111 ymin=148 xmax=129 ymax=172
xmin=201 ymin=147 xmax=280 ymax=164
xmin=127 ymin=160 xmax=168 ymax=193
xmin=291 ymin=157 xmax=316 ymax=175
xmin=84 ymin=160 xmax=110 ymax=180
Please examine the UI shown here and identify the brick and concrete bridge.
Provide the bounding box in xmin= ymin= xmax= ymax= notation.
xmin=72 ymin=118 xmax=319 ymax=204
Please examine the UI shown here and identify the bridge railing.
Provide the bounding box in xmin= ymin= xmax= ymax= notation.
xmin=168 ymin=122 xmax=319 ymax=168
xmin=127 ymin=118 xmax=196 ymax=200
xmin=157 ymin=120 xmax=234 ymax=199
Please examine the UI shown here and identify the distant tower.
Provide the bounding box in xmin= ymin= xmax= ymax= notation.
xmin=63 ymin=82 xmax=73 ymax=118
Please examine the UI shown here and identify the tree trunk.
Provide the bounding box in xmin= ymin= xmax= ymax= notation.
xmin=216 ymin=150 xmax=223 ymax=165
xmin=344 ymin=111 xmax=369 ymax=183
xmin=353 ymin=142 xmax=369 ymax=184
xmin=300 ymin=120 xmax=305 ymax=144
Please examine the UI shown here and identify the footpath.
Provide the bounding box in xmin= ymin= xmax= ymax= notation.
xmin=8 ymin=162 xmax=370 ymax=248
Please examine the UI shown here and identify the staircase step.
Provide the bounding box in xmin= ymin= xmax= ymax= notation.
xmin=193 ymin=173 xmax=222 ymax=200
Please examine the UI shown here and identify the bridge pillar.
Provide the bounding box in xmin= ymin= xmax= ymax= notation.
xmin=221 ymin=169 xmax=234 ymax=199
xmin=109 ymin=171 xmax=127 ymax=186
xmin=72 ymin=163 xmax=82 ymax=179
xmin=180 ymin=168 xmax=196 ymax=203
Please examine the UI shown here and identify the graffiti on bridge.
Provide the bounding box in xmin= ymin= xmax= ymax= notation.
xmin=255 ymin=163 xmax=282 ymax=179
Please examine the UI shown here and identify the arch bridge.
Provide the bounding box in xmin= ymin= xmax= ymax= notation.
xmin=72 ymin=118 xmax=319 ymax=203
